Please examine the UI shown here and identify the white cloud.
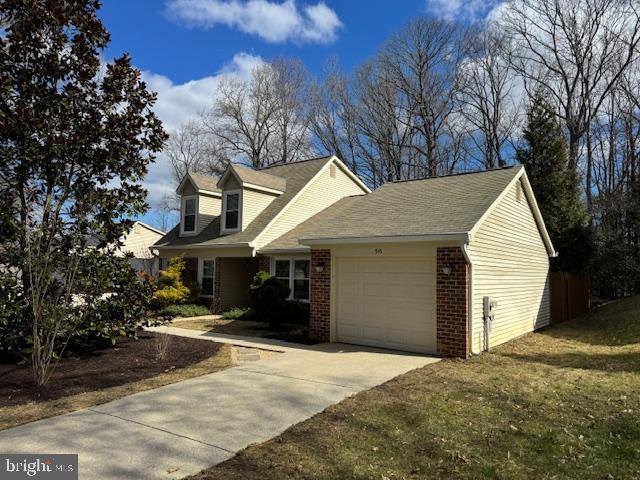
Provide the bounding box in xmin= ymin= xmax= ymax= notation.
xmin=165 ymin=0 xmax=342 ymax=44
xmin=140 ymin=52 xmax=264 ymax=209
xmin=425 ymin=0 xmax=503 ymax=21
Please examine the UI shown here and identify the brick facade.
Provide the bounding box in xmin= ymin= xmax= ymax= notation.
xmin=210 ymin=257 xmax=223 ymax=313
xmin=436 ymin=247 xmax=469 ymax=358
xmin=309 ymin=249 xmax=331 ymax=342
xmin=257 ymin=255 xmax=270 ymax=274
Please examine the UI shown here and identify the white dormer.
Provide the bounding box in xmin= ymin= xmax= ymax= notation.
xmin=217 ymin=164 xmax=286 ymax=235
xmin=176 ymin=173 xmax=222 ymax=236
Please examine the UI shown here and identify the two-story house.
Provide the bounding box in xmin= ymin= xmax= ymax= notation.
xmin=154 ymin=157 xmax=556 ymax=359
xmin=153 ymin=156 xmax=370 ymax=311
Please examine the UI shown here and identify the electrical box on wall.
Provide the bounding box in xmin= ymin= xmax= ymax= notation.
xmin=483 ymin=296 xmax=498 ymax=351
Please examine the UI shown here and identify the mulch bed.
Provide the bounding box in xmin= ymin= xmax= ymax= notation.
xmin=0 ymin=332 xmax=221 ymax=408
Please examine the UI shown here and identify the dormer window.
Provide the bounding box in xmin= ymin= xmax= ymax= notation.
xmin=222 ymin=190 xmax=241 ymax=232
xmin=181 ymin=196 xmax=197 ymax=234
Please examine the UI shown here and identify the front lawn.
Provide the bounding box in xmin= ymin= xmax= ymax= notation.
xmin=191 ymin=295 xmax=640 ymax=480
xmin=0 ymin=332 xmax=233 ymax=431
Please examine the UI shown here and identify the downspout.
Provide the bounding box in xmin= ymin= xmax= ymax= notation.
xmin=461 ymin=241 xmax=480 ymax=356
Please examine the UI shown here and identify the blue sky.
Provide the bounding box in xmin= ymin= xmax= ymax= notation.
xmin=97 ymin=0 xmax=501 ymax=227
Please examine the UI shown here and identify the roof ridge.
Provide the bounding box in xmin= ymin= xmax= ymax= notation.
xmin=384 ymin=164 xmax=521 ymax=186
xmin=257 ymin=155 xmax=333 ymax=171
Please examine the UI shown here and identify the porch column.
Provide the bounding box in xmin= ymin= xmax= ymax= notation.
xmin=436 ymin=247 xmax=469 ymax=358
xmin=310 ymin=249 xmax=331 ymax=342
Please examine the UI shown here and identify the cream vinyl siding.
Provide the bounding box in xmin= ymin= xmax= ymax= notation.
xmin=119 ymin=223 xmax=163 ymax=259
xmin=197 ymin=193 xmax=221 ymax=234
xmin=256 ymin=162 xmax=366 ymax=249
xmin=242 ymin=189 xmax=278 ymax=230
xmin=468 ymin=180 xmax=551 ymax=352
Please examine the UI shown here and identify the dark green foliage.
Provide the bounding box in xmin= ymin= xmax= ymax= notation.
xmin=249 ymin=271 xmax=291 ymax=324
xmin=72 ymin=252 xmax=158 ymax=349
xmin=280 ymin=301 xmax=310 ymax=326
xmin=0 ymin=275 xmax=28 ymax=362
xmin=591 ymin=182 xmax=640 ymax=299
xmin=157 ymin=303 xmax=211 ymax=319
xmin=0 ymin=0 xmax=166 ymax=383
xmin=516 ymin=93 xmax=592 ymax=273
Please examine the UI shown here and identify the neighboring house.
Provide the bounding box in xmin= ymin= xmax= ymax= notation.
xmin=88 ymin=221 xmax=165 ymax=276
xmin=154 ymin=157 xmax=555 ymax=358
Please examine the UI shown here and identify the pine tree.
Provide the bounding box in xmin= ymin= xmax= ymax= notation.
xmin=516 ymin=93 xmax=591 ymax=272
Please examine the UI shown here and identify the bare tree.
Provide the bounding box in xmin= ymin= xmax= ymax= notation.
xmin=269 ymin=57 xmax=313 ymax=165
xmin=457 ymin=28 xmax=521 ymax=169
xmin=308 ymin=58 xmax=362 ymax=175
xmin=380 ymin=18 xmax=468 ymax=176
xmin=352 ymin=58 xmax=416 ymax=186
xmin=165 ymin=120 xmax=226 ymax=186
xmin=501 ymin=0 xmax=640 ymax=171
xmin=203 ymin=58 xmax=311 ymax=169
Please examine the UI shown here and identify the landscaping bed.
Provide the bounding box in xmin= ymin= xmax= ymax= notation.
xmin=191 ymin=296 xmax=640 ymax=480
xmin=0 ymin=332 xmax=233 ymax=430
xmin=173 ymin=317 xmax=317 ymax=345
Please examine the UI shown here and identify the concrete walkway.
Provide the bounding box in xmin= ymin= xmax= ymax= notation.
xmin=0 ymin=328 xmax=439 ymax=479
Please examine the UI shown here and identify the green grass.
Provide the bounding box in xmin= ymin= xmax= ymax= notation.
xmin=156 ymin=303 xmax=211 ymax=318
xmin=191 ymin=295 xmax=640 ymax=480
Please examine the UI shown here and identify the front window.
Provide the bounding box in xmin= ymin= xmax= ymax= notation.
xmin=201 ymin=260 xmax=215 ymax=296
xmin=274 ymin=259 xmax=310 ymax=301
xmin=182 ymin=197 xmax=196 ymax=233
xmin=224 ymin=192 xmax=240 ymax=231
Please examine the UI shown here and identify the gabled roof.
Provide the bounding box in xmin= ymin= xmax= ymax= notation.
xmin=154 ymin=156 xmax=335 ymax=249
xmin=263 ymin=165 xmax=556 ymax=256
xmin=219 ymin=164 xmax=287 ymax=193
xmin=176 ymin=172 xmax=221 ymax=196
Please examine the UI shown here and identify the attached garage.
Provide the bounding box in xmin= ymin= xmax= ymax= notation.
xmin=263 ymin=165 xmax=557 ymax=358
xmin=335 ymin=256 xmax=437 ymax=354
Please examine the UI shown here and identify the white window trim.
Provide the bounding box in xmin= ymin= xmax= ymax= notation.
xmin=180 ymin=195 xmax=198 ymax=236
xmin=221 ymin=189 xmax=242 ymax=234
xmin=270 ymin=256 xmax=311 ymax=303
xmin=198 ymin=257 xmax=216 ymax=298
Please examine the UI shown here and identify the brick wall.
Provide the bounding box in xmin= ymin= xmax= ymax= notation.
xmin=257 ymin=255 xmax=270 ymax=274
xmin=436 ymin=247 xmax=469 ymax=358
xmin=210 ymin=257 xmax=223 ymax=313
xmin=310 ymin=249 xmax=331 ymax=342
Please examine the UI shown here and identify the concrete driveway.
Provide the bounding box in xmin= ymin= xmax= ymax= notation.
xmin=0 ymin=327 xmax=439 ymax=479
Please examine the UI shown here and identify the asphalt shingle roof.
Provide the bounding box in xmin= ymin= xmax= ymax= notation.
xmin=154 ymin=156 xmax=333 ymax=248
xmin=263 ymin=166 xmax=522 ymax=250
xmin=229 ymin=164 xmax=287 ymax=191
xmin=188 ymin=173 xmax=221 ymax=193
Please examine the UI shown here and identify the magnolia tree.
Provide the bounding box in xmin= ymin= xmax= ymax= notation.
xmin=0 ymin=0 xmax=166 ymax=384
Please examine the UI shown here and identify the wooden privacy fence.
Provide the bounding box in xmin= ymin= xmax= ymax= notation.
xmin=551 ymin=272 xmax=592 ymax=323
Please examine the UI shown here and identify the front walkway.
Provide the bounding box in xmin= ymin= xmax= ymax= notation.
xmin=0 ymin=328 xmax=439 ymax=479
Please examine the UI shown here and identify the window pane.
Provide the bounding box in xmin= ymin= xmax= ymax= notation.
xmin=293 ymin=279 xmax=310 ymax=300
xmin=184 ymin=214 xmax=195 ymax=232
xmin=226 ymin=193 xmax=239 ymax=210
xmin=294 ymin=260 xmax=309 ymax=279
xmin=185 ymin=198 xmax=196 ymax=215
xmin=225 ymin=211 xmax=238 ymax=229
xmin=203 ymin=260 xmax=215 ymax=278
xmin=202 ymin=277 xmax=214 ymax=295
xmin=275 ymin=260 xmax=290 ymax=279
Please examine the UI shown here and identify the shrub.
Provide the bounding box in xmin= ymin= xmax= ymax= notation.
xmin=71 ymin=253 xmax=158 ymax=349
xmin=281 ymin=300 xmax=310 ymax=326
xmin=0 ymin=274 xmax=28 ymax=362
xmin=222 ymin=307 xmax=254 ymax=320
xmin=152 ymin=256 xmax=190 ymax=308
xmin=157 ymin=303 xmax=211 ymax=319
xmin=249 ymin=271 xmax=290 ymax=324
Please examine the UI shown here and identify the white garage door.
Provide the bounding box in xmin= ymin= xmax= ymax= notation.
xmin=335 ymin=256 xmax=437 ymax=354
